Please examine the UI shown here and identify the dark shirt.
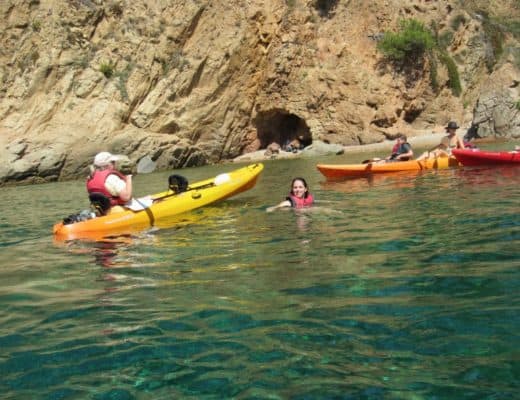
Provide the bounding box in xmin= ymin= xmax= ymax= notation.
xmin=390 ymin=142 xmax=412 ymax=160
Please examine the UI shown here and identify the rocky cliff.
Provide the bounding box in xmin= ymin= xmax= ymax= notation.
xmin=1 ymin=0 xmax=519 ymax=185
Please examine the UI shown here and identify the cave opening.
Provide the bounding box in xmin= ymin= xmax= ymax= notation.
xmin=253 ymin=110 xmax=312 ymax=149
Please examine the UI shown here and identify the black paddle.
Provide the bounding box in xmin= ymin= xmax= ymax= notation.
xmin=151 ymin=172 xmax=232 ymax=202
xmin=362 ymin=157 xmax=382 ymax=164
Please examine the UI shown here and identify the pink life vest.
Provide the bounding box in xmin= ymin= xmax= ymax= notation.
xmin=86 ymin=169 xmax=127 ymax=206
xmin=287 ymin=193 xmax=314 ymax=208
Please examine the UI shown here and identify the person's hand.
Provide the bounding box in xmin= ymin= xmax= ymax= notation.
xmin=117 ymin=160 xmax=134 ymax=175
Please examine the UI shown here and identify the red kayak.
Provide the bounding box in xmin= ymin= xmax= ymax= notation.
xmin=452 ymin=148 xmax=520 ymax=166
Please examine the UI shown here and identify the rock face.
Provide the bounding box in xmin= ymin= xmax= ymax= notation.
xmin=471 ymin=63 xmax=520 ymax=138
xmin=0 ymin=0 xmax=519 ymax=185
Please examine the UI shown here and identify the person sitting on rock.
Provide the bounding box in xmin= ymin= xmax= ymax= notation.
xmin=283 ymin=137 xmax=304 ymax=153
xmin=264 ymin=142 xmax=281 ymax=158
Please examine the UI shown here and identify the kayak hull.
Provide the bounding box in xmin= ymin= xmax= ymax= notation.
xmin=452 ymin=148 xmax=520 ymax=166
xmin=317 ymin=157 xmax=460 ymax=179
xmin=53 ymin=163 xmax=264 ymax=241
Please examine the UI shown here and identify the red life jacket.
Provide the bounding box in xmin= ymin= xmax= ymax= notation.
xmin=287 ymin=193 xmax=314 ymax=208
xmin=86 ymin=169 xmax=127 ymax=206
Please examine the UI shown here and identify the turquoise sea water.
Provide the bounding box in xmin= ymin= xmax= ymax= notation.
xmin=0 ymin=148 xmax=519 ymax=399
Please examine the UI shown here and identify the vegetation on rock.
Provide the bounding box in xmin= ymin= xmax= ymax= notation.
xmin=377 ymin=19 xmax=434 ymax=66
xmin=378 ymin=18 xmax=462 ymax=96
xmin=99 ymin=61 xmax=116 ymax=79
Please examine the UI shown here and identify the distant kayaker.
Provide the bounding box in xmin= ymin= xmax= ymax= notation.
xmin=87 ymin=152 xmax=133 ymax=209
xmin=417 ymin=121 xmax=465 ymax=160
xmin=385 ymin=134 xmax=413 ymax=162
xmin=361 ymin=134 xmax=413 ymax=164
xmin=267 ymin=177 xmax=314 ymax=212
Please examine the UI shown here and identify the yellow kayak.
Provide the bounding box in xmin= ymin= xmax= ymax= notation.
xmin=53 ymin=163 xmax=264 ymax=241
xmin=317 ymin=157 xmax=460 ymax=179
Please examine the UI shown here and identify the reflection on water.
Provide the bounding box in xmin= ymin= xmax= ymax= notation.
xmin=0 ymin=159 xmax=519 ymax=399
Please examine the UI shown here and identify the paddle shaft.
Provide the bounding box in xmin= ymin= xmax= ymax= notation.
xmin=152 ymin=182 xmax=215 ymax=202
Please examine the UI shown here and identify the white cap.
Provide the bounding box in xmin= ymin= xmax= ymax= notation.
xmin=93 ymin=152 xmax=121 ymax=167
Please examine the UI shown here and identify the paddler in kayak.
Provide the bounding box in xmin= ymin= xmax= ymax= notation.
xmin=267 ymin=177 xmax=314 ymax=212
xmin=87 ymin=152 xmax=133 ymax=213
xmin=385 ymin=133 xmax=414 ymax=162
xmin=362 ymin=133 xmax=413 ymax=164
xmin=417 ymin=121 xmax=465 ymax=160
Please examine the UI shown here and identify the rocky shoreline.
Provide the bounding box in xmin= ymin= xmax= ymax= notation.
xmin=232 ymin=127 xmax=518 ymax=164
xmin=1 ymin=128 xmax=515 ymax=187
xmin=232 ymin=130 xmax=449 ymax=163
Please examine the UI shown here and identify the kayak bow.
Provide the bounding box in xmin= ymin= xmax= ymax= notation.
xmin=452 ymin=148 xmax=520 ymax=166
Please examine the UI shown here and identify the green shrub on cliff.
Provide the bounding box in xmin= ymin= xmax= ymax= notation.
xmin=428 ymin=53 xmax=439 ymax=92
xmin=503 ymin=19 xmax=520 ymax=39
xmin=439 ymin=51 xmax=462 ymax=96
xmin=31 ymin=20 xmax=41 ymax=32
xmin=377 ymin=19 xmax=434 ymax=65
xmin=99 ymin=61 xmax=115 ymax=79
xmin=378 ymin=18 xmax=463 ymax=97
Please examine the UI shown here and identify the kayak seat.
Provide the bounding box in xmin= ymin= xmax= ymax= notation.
xmin=168 ymin=174 xmax=189 ymax=194
xmin=89 ymin=192 xmax=111 ymax=216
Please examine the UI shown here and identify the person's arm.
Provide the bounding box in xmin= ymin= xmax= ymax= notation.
xmin=266 ymin=199 xmax=292 ymax=212
xmin=395 ymin=143 xmax=413 ymax=160
xmin=118 ymin=175 xmax=132 ymax=202
xmin=428 ymin=142 xmax=442 ymax=153
xmin=426 ymin=136 xmax=450 ymax=155
xmin=396 ymin=149 xmax=413 ymax=160
xmin=456 ymin=135 xmax=465 ymax=149
xmin=105 ymin=174 xmax=132 ymax=202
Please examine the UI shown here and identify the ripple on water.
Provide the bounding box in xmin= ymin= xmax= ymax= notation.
xmin=0 ymin=161 xmax=519 ymax=398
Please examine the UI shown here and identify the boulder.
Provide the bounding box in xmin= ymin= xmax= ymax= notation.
xmin=301 ymin=140 xmax=345 ymax=157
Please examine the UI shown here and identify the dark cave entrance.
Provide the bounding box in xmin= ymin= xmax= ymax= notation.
xmin=253 ymin=110 xmax=312 ymax=149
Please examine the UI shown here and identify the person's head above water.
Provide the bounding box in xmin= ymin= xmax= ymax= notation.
xmin=290 ymin=177 xmax=310 ymax=199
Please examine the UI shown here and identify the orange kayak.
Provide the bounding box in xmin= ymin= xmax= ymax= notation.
xmin=317 ymin=157 xmax=461 ymax=179
xmin=53 ymin=163 xmax=264 ymax=241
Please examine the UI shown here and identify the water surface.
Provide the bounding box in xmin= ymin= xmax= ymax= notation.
xmin=0 ymin=150 xmax=519 ymax=399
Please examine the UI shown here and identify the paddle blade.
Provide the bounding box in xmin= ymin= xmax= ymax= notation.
xmin=136 ymin=155 xmax=157 ymax=174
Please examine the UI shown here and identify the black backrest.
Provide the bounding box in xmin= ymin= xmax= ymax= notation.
xmin=89 ymin=192 xmax=111 ymax=216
